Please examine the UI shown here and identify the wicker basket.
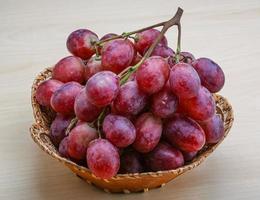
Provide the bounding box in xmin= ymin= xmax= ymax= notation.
xmin=30 ymin=67 xmax=234 ymax=193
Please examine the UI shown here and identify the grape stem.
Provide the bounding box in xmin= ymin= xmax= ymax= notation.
xmin=95 ymin=7 xmax=183 ymax=47
xmin=119 ymin=7 xmax=183 ymax=84
xmin=65 ymin=117 xmax=78 ymax=136
xmin=96 ymin=107 xmax=107 ymax=138
xmin=175 ymin=23 xmax=181 ymax=63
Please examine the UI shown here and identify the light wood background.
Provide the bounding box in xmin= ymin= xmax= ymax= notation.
xmin=1 ymin=0 xmax=260 ymax=199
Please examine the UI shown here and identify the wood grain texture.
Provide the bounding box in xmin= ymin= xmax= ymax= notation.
xmin=0 ymin=0 xmax=260 ymax=199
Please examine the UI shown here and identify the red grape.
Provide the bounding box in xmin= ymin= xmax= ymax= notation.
xmin=100 ymin=33 xmax=118 ymax=41
xmin=51 ymin=82 xmax=83 ymax=115
xmin=133 ymin=112 xmax=162 ymax=153
xmin=85 ymin=71 xmax=119 ymax=107
xmin=66 ymin=29 xmax=99 ymax=60
xmin=151 ymin=88 xmax=178 ymax=118
xmin=181 ymin=86 xmax=216 ymax=121
xmin=113 ymin=81 xmax=147 ymax=115
xmin=168 ymin=52 xmax=195 ymax=68
xmin=134 ymin=29 xmax=167 ymax=55
xmin=87 ymin=139 xmax=120 ymax=179
xmin=199 ymin=114 xmax=224 ymax=144
xmin=68 ymin=122 xmax=98 ymax=160
xmin=192 ymin=58 xmax=225 ymax=93
xmin=52 ymin=56 xmax=85 ymax=84
xmin=74 ymin=89 xmax=102 ymax=122
xmin=98 ymin=33 xmax=118 ymax=53
xmin=136 ymin=56 xmax=169 ymax=94
xmin=169 ymin=62 xmax=201 ymax=99
xmin=145 ymin=142 xmax=184 ymax=171
xmin=150 ymin=44 xmax=174 ymax=58
xmin=110 ymin=103 xmax=137 ymax=121
xmin=120 ymin=150 xmax=144 ymax=173
xmin=50 ymin=114 xmax=72 ymax=147
xmin=164 ymin=114 xmax=206 ymax=152
xmin=35 ymin=79 xmax=63 ymax=106
xmin=180 ymin=52 xmax=195 ymax=64
xmin=182 ymin=151 xmax=197 ymax=162
xmin=101 ymin=39 xmax=135 ymax=74
xmin=103 ymin=114 xmax=136 ymax=148
xmin=59 ymin=137 xmax=69 ymax=158
xmin=84 ymin=56 xmax=103 ymax=81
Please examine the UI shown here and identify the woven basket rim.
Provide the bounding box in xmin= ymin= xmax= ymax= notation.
xmin=30 ymin=67 xmax=234 ymax=179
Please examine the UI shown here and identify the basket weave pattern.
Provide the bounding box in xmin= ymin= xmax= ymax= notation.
xmin=30 ymin=67 xmax=234 ymax=193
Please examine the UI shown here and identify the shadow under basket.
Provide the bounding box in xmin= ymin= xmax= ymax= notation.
xmin=30 ymin=67 xmax=234 ymax=193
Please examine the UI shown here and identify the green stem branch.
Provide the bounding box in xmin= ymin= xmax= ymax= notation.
xmin=175 ymin=23 xmax=182 ymax=63
xmin=65 ymin=118 xmax=78 ymax=136
xmin=96 ymin=108 xmax=107 ymax=138
xmin=119 ymin=7 xmax=183 ymax=84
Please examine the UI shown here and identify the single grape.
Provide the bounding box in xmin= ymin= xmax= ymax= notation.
xmin=103 ymin=114 xmax=136 ymax=148
xmin=134 ymin=28 xmax=168 ymax=55
xmin=113 ymin=81 xmax=147 ymax=115
xmin=164 ymin=114 xmax=206 ymax=152
xmin=84 ymin=56 xmax=103 ymax=81
xmin=59 ymin=137 xmax=69 ymax=158
xmin=35 ymin=79 xmax=63 ymax=106
xmin=74 ymin=89 xmax=102 ymax=122
xmin=136 ymin=56 xmax=169 ymax=94
xmin=85 ymin=71 xmax=119 ymax=107
xmin=180 ymin=52 xmax=195 ymax=64
xmin=169 ymin=51 xmax=195 ymax=67
xmin=50 ymin=82 xmax=83 ymax=115
xmin=192 ymin=58 xmax=225 ymax=93
xmin=101 ymin=39 xmax=135 ymax=74
xmin=150 ymin=44 xmax=174 ymax=58
xmin=98 ymin=33 xmax=118 ymax=53
xmin=100 ymin=33 xmax=118 ymax=41
xmin=50 ymin=114 xmax=72 ymax=147
xmin=182 ymin=151 xmax=197 ymax=162
xmin=130 ymin=53 xmax=142 ymax=66
xmin=120 ymin=150 xmax=144 ymax=173
xmin=110 ymin=102 xmax=137 ymax=121
xmin=151 ymin=88 xmax=178 ymax=118
xmin=52 ymin=56 xmax=85 ymax=84
xmin=169 ymin=62 xmax=201 ymax=99
xmin=66 ymin=29 xmax=99 ymax=60
xmin=199 ymin=114 xmax=224 ymax=144
xmin=181 ymin=86 xmax=216 ymax=121
xmin=145 ymin=142 xmax=184 ymax=171
xmin=87 ymin=139 xmax=120 ymax=179
xmin=68 ymin=122 xmax=98 ymax=160
xmin=133 ymin=112 xmax=162 ymax=153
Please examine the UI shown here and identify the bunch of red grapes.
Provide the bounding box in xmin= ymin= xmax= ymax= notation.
xmin=36 ymin=27 xmax=225 ymax=179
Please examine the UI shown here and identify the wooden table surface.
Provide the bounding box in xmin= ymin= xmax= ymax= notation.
xmin=1 ymin=0 xmax=260 ymax=199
